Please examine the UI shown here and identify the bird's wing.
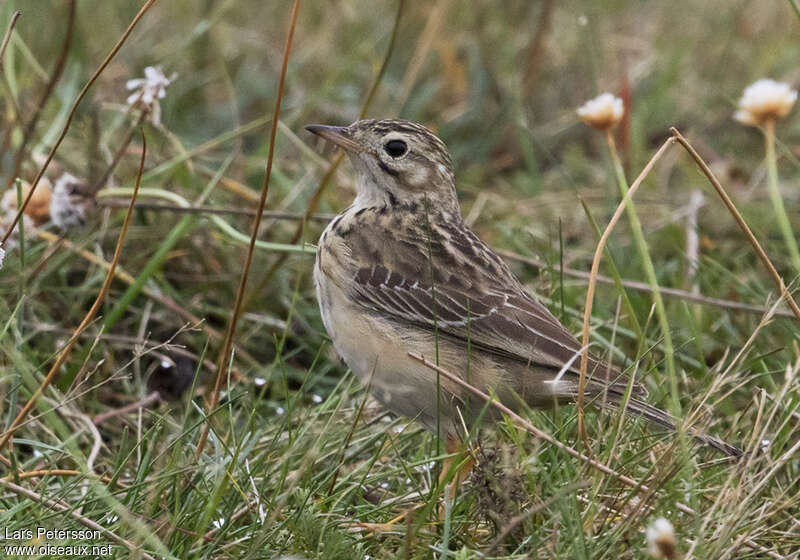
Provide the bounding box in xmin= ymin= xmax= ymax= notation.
xmin=347 ymin=217 xmax=643 ymax=394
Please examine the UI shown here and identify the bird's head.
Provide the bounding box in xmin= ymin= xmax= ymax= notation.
xmin=305 ymin=119 xmax=458 ymax=213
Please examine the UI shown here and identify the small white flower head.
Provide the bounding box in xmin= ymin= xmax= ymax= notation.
xmin=254 ymin=377 xmax=267 ymax=387
xmin=577 ymin=92 xmax=624 ymax=130
xmin=212 ymin=517 xmax=225 ymax=529
xmin=646 ymin=517 xmax=676 ymax=559
xmin=311 ymin=394 xmax=323 ymax=404
xmin=126 ymin=66 xmax=176 ymax=125
xmin=275 ymin=406 xmax=285 ymax=416
xmin=734 ymin=79 xmax=797 ymax=127
xmin=50 ymin=173 xmax=89 ymax=228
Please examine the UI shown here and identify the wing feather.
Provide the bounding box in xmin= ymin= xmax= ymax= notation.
xmin=344 ymin=213 xmax=644 ymax=395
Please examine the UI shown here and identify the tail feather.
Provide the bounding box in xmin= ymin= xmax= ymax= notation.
xmin=601 ymin=392 xmax=743 ymax=458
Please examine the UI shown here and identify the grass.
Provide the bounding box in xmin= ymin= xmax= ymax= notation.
xmin=1 ymin=0 xmax=799 ymax=558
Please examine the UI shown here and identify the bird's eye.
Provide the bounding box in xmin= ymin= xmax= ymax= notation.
xmin=383 ymin=139 xmax=408 ymax=158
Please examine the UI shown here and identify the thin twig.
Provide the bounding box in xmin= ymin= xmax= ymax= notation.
xmin=0 ymin=478 xmax=155 ymax=560
xmin=195 ymin=0 xmax=301 ymax=458
xmin=488 ymin=480 xmax=587 ymax=554
xmin=0 ymin=0 xmax=158 ymax=248
xmin=95 ymin=198 xmax=333 ymax=221
xmin=0 ymin=132 xmax=146 ymax=454
xmin=90 ymin=108 xmax=148 ymax=193
xmin=93 ymin=391 xmax=161 ymax=425
xmin=0 ymin=11 xmax=20 ymax=68
xmin=577 ymin=137 xmax=676 ymax=446
xmin=670 ymin=127 xmax=800 ymax=322
xmin=309 ymin=0 xmax=405 ymax=213
xmin=31 ymin=229 xmax=238 ymax=357
xmin=3 ymin=1 xmax=75 ymax=192
xmin=496 ymin=249 xmax=798 ymax=319
xmin=1 ymin=469 xmax=127 ymax=487
xmin=258 ymin=0 xmax=406 ymax=291
xmin=408 ymin=352 xmax=786 ymax=560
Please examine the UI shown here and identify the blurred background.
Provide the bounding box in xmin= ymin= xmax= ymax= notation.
xmin=1 ymin=1 xmax=799 ymax=557
xmin=4 ymin=0 xmax=795 ymax=393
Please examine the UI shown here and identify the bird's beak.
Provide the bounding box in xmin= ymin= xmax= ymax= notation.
xmin=305 ymin=124 xmax=364 ymax=153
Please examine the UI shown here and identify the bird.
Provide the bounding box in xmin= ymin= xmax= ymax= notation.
xmin=305 ymin=118 xmax=742 ymax=472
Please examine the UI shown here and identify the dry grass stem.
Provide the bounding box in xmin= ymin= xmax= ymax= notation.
xmin=409 ymin=352 xmax=787 ymax=559
xmin=670 ymin=127 xmax=800 ymax=322
xmin=3 ymin=1 xmax=75 ymax=192
xmin=0 ymin=0 xmax=157 ymax=248
xmin=0 ymin=478 xmax=155 ymax=559
xmin=0 ymin=11 xmax=20 ymax=67
xmin=196 ymin=0 xmax=301 ymax=457
xmin=0 ymin=132 xmax=146 ymax=454
xmin=577 ymin=136 xmax=676 ymax=446
xmin=497 ymin=249 xmax=798 ymax=319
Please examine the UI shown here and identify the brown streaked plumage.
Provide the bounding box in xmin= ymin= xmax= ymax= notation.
xmin=307 ymin=118 xmax=740 ymax=457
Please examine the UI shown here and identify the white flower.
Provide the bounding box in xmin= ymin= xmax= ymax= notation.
xmin=254 ymin=377 xmax=267 ymax=387
xmin=577 ymin=93 xmax=624 ymax=130
xmin=646 ymin=517 xmax=676 ymax=558
xmin=50 ymin=173 xmax=88 ymax=228
xmin=276 ymin=406 xmax=285 ymax=415
xmin=126 ymin=66 xmax=175 ymax=125
xmin=311 ymin=394 xmax=323 ymax=404
xmin=212 ymin=517 xmax=225 ymax=529
xmin=734 ymin=79 xmax=797 ymax=127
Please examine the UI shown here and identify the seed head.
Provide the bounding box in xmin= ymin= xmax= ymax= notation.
xmin=646 ymin=517 xmax=676 ymax=559
xmin=50 ymin=173 xmax=88 ymax=229
xmin=734 ymin=79 xmax=797 ymax=126
xmin=577 ymin=93 xmax=624 ymax=130
xmin=1 ymin=178 xmax=53 ymax=225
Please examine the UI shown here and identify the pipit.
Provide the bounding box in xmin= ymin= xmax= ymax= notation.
xmin=306 ymin=119 xmax=741 ymax=465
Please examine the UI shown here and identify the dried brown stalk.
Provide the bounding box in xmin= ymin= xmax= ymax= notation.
xmin=0 ymin=132 xmax=145 ymax=454
xmin=496 ymin=249 xmax=797 ymax=319
xmin=577 ymin=137 xmax=676 ymax=446
xmin=409 ymin=352 xmax=786 ymax=560
xmin=195 ymin=0 xmax=302 ymax=458
xmin=670 ymin=127 xmax=800 ymax=322
xmin=0 ymin=0 xmax=158 ymax=248
xmin=0 ymin=478 xmax=154 ymax=559
xmin=0 ymin=11 xmax=20 ymax=67
xmin=2 ymin=1 xmax=75 ymax=191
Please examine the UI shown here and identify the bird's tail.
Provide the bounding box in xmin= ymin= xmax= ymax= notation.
xmin=600 ymin=392 xmax=743 ymax=458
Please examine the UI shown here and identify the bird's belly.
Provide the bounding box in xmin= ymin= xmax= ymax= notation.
xmin=314 ymin=259 xmax=507 ymax=435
